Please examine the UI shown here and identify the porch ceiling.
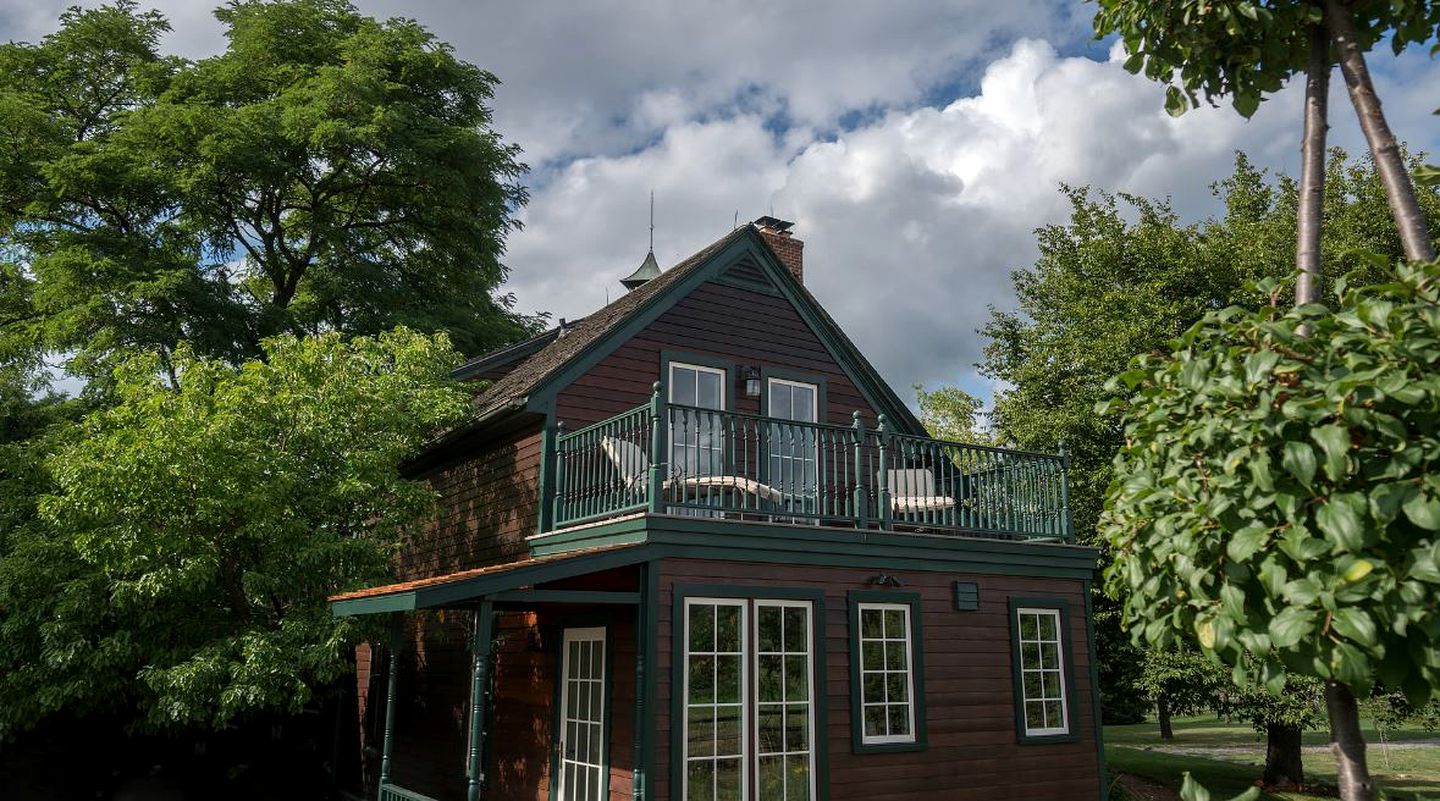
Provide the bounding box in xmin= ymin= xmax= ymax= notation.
xmin=328 ymin=542 xmax=648 ymax=617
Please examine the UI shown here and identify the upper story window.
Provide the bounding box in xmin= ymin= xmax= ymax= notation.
xmin=1012 ymin=604 xmax=1072 ymax=739
xmin=670 ymin=362 xmax=725 ymax=477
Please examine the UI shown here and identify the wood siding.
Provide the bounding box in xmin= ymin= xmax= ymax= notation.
xmin=654 ymin=558 xmax=1102 ymax=801
xmin=555 ymin=280 xmax=880 ymax=429
xmin=401 ymin=423 xmax=544 ymax=581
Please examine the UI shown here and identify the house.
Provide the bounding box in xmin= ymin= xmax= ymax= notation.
xmin=329 ymin=218 xmax=1104 ymax=801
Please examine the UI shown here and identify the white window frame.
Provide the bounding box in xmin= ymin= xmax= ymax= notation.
xmin=855 ymin=602 xmax=917 ymax=746
xmin=669 ymin=362 xmax=727 ymax=480
xmin=1015 ymin=606 xmax=1070 ymax=737
xmin=682 ymin=598 xmax=749 ymax=801
xmin=752 ymin=599 xmax=817 ymax=801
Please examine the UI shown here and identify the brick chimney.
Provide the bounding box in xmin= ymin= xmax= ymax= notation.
xmin=753 ymin=215 xmax=803 ymax=284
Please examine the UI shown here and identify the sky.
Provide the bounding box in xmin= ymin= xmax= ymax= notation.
xmin=4 ymin=0 xmax=1439 ymax=406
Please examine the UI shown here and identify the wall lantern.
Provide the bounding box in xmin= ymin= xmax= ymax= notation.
xmin=743 ymin=366 xmax=762 ymax=398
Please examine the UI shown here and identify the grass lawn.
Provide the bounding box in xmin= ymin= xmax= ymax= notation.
xmin=1105 ymin=715 xmax=1440 ymax=800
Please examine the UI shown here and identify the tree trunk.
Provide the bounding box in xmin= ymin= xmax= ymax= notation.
xmin=1324 ymin=0 xmax=1436 ymax=262
xmin=1296 ymin=22 xmax=1330 ymax=315
xmin=1158 ymin=697 xmax=1174 ymax=740
xmin=1327 ymin=680 xmax=1376 ymax=801
xmin=1263 ymin=723 xmax=1305 ymax=789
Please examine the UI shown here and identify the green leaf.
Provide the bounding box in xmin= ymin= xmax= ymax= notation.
xmin=1316 ymin=493 xmax=1368 ymax=551
xmin=1233 ymin=91 xmax=1260 ymax=118
xmin=1165 ymin=86 xmax=1188 ymax=117
xmin=1332 ymin=607 xmax=1378 ymax=648
xmin=1402 ymin=490 xmax=1440 ymax=530
xmin=1268 ymin=606 xmax=1316 ymax=650
xmin=1311 ymin=425 xmax=1352 ymax=481
xmin=1226 ymin=522 xmax=1270 ymax=563
xmin=1281 ymin=441 xmax=1317 ymax=488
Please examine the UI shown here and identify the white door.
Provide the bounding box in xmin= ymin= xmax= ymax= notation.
xmin=557 ymin=627 xmax=607 ymax=801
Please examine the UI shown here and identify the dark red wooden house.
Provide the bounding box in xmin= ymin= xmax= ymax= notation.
xmin=330 ymin=219 xmax=1104 ymax=801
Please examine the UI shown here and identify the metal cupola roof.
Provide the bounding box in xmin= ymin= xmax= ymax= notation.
xmin=620 ymin=249 xmax=661 ymax=292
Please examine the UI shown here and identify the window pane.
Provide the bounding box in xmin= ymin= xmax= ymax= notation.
xmin=1023 ymin=671 xmax=1043 ymax=700
xmin=863 ymin=672 xmax=884 ymax=704
xmin=792 ymin=386 xmax=815 ymax=423
xmin=1025 ymin=700 xmax=1046 ymax=730
xmin=716 ymin=706 xmax=742 ymax=755
xmin=862 ymin=639 xmax=883 ymax=670
xmin=784 ymin=607 xmax=806 ymax=652
xmin=758 ymin=655 xmax=783 ymax=703
xmin=784 ymin=655 xmax=808 ymax=700
xmin=785 ymin=705 xmax=809 ymax=751
xmin=672 ymin=366 xmax=697 ymax=406
xmin=861 ymin=608 xmax=883 ymax=639
xmin=1038 ymin=613 xmax=1058 ymax=642
xmin=770 ymin=382 xmax=791 ymax=418
xmin=1044 ymin=700 xmax=1065 ymax=730
xmin=687 ymin=761 xmax=713 ymax=801
xmin=716 ymin=606 xmax=741 ymax=651
xmin=1021 ymin=642 xmax=1039 ymax=670
xmin=758 ymin=705 xmax=783 ymax=753
xmin=715 ymin=757 xmax=741 ymax=801
xmin=884 ymin=640 xmax=908 ymax=671
xmin=1020 ymin=613 xmax=1038 ymax=641
xmin=758 ymin=605 xmax=782 ymax=652
xmin=690 ymin=656 xmax=715 ymax=703
xmin=758 ymin=755 xmax=784 ymax=801
xmin=690 ymin=605 xmax=714 ymax=651
xmin=1041 ymin=643 xmax=1059 ymax=670
xmin=787 ymin=755 xmax=811 ymax=801
xmin=715 ymin=655 xmax=741 ymax=704
xmin=687 ymin=707 xmax=714 ymax=757
xmin=1041 ymin=670 xmax=1060 ymax=699
xmin=697 ymin=370 xmax=722 ymax=409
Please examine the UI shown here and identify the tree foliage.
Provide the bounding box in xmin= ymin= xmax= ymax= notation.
xmin=1093 ymin=0 xmax=1440 ymax=119
xmin=1101 ymin=259 xmax=1440 ymax=705
xmin=0 ymin=329 xmax=469 ymax=735
xmin=0 ymin=0 xmax=536 ymax=381
xmin=914 ymin=383 xmax=992 ymax=445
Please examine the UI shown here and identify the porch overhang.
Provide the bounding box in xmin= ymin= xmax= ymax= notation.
xmin=328 ymin=542 xmax=649 ymax=617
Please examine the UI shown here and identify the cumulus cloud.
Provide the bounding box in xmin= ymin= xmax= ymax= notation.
xmin=504 ymin=38 xmax=1440 ymax=401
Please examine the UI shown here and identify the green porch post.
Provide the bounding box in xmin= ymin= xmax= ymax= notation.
xmin=876 ymin=414 xmax=893 ymax=530
xmin=467 ymin=599 xmax=495 ymax=801
xmin=380 ymin=614 xmax=403 ymax=787
xmin=631 ymin=562 xmax=650 ymax=801
xmin=851 ymin=411 xmax=869 ymax=528
xmin=1058 ymin=440 xmax=1073 ymax=543
xmin=647 ymin=382 xmax=666 ymax=514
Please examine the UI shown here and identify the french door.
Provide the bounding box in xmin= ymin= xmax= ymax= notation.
xmin=766 ymin=379 xmax=819 ymax=516
xmin=682 ymin=598 xmax=815 ymax=801
xmin=557 ymin=627 xmax=607 ymax=801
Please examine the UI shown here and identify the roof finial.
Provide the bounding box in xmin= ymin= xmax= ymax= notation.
xmin=621 ymin=191 xmax=662 ymax=293
xmin=648 ymin=190 xmax=655 ymax=254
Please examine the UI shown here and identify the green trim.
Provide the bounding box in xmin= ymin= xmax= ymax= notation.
xmin=532 ymin=516 xmax=1098 ymax=577
xmin=846 ymin=591 xmax=927 ymax=754
xmin=379 ymin=616 xmax=403 ymax=785
xmin=467 ymin=601 xmax=494 ymax=801
xmin=1084 ymin=580 xmax=1108 ymax=801
xmin=669 ymin=583 xmax=830 ymax=801
xmin=1007 ymin=596 xmax=1081 ymax=745
xmin=490 ymin=590 xmax=641 ymax=605
xmin=637 ymin=562 xmax=659 ymax=801
xmin=953 ymin=581 xmax=980 ymax=612
xmin=548 ymin=619 xmax=615 ymax=801
xmin=332 ymin=591 xmax=418 ymax=617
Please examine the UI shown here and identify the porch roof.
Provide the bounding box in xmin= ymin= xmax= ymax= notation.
xmin=328 ymin=542 xmax=646 ymax=617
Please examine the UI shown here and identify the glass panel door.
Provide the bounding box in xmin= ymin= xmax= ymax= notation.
xmin=754 ymin=602 xmax=814 ymax=801
xmin=684 ymin=599 xmax=746 ymax=801
xmin=557 ymin=627 xmax=607 ymax=801
xmin=767 ymin=379 xmax=818 ymax=516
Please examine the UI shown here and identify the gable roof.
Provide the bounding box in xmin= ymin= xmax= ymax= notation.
xmin=462 ymin=224 xmax=925 ymax=434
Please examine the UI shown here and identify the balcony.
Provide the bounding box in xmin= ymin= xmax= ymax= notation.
xmin=542 ymin=386 xmax=1073 ymax=543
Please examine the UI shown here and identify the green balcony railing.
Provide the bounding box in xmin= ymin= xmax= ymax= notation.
xmin=377 ymin=783 xmax=439 ymax=801
xmin=549 ymin=385 xmax=1072 ymax=542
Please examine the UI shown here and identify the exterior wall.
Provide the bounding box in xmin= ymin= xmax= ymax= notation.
xmin=554 ymin=280 xmax=880 ymax=430
xmin=654 ymin=558 xmax=1101 ymax=801
xmin=401 ymin=422 xmax=545 ymax=581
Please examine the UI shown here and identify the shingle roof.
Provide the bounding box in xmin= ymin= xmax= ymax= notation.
xmin=468 ymin=226 xmax=750 ymax=418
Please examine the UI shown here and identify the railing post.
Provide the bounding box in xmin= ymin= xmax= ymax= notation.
xmin=538 ymin=422 xmax=557 ymax=536
xmin=551 ymin=422 xmax=566 ymax=528
xmin=877 ymin=414 xmax=892 ymax=530
xmin=379 ymin=614 xmax=402 ymax=787
xmin=1058 ymin=440 xmax=1073 ymax=542
xmin=648 ymin=382 xmax=666 ymax=513
xmin=851 ymin=411 xmax=869 ymax=528
xmin=467 ymin=600 xmax=494 ymax=801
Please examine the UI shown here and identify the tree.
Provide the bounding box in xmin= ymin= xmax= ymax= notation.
xmin=1094 ymin=0 xmax=1439 ymax=264
xmin=914 ymin=383 xmax=992 ymax=445
xmin=1101 ymin=260 xmax=1440 ymax=800
xmin=0 ymin=329 xmax=468 ymax=735
xmin=0 ymin=1 xmax=536 ymax=382
xmin=1140 ymin=646 xmax=1222 ymax=740
xmin=978 ymin=151 xmax=1440 ymax=780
